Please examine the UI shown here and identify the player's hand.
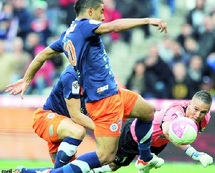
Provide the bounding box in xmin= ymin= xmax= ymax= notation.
xmin=147 ymin=18 xmax=167 ymax=34
xmin=5 ymin=79 xmax=29 ymax=99
xmin=185 ymin=146 xmax=213 ymax=167
xmin=191 ymin=152 xmax=213 ymax=167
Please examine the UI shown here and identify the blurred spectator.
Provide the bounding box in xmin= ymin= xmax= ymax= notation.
xmin=11 ymin=0 xmax=34 ymax=41
xmin=24 ymin=32 xmax=42 ymax=58
xmin=183 ymin=36 xmax=199 ymax=62
xmin=186 ymin=0 xmax=207 ymax=40
xmin=125 ymin=60 xmax=154 ymax=98
xmin=9 ymin=37 xmax=31 ymax=82
xmin=205 ymin=52 xmax=215 ymax=90
xmin=158 ymin=36 xmax=174 ymax=63
xmin=0 ymin=39 xmax=15 ymax=93
xmin=206 ymin=52 xmax=215 ymax=73
xmin=167 ymin=41 xmax=187 ymax=68
xmin=187 ymin=55 xmax=205 ymax=96
xmin=45 ymin=0 xmax=61 ymax=35
xmin=169 ymin=62 xmax=191 ymax=99
xmin=58 ymin=0 xmax=76 ymax=27
xmin=0 ymin=2 xmax=18 ymax=40
xmin=200 ymin=76 xmax=215 ymax=98
xmin=176 ymin=23 xmax=194 ymax=49
xmin=197 ymin=15 xmax=215 ymax=61
xmin=144 ymin=44 xmax=174 ymax=98
xmin=30 ymin=1 xmax=51 ymax=46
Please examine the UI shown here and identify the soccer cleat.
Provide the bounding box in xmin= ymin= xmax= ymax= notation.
xmin=135 ymin=154 xmax=164 ymax=173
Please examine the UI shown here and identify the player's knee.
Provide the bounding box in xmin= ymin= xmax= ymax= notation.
xmin=130 ymin=96 xmax=156 ymax=121
xmin=144 ymin=102 xmax=155 ymax=120
xmin=67 ymin=126 xmax=86 ymax=139
xmin=59 ymin=125 xmax=86 ymax=140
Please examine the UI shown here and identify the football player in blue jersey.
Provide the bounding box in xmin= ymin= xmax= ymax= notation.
xmin=6 ymin=0 xmax=168 ymax=172
xmin=32 ymin=65 xmax=94 ymax=168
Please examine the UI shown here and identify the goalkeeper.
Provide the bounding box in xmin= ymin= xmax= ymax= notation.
xmin=91 ymin=90 xmax=213 ymax=173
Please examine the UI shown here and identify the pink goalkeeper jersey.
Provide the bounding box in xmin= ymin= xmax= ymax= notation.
xmin=131 ymin=101 xmax=211 ymax=147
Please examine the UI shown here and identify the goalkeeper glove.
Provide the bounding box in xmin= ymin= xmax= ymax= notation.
xmin=185 ymin=146 xmax=213 ymax=167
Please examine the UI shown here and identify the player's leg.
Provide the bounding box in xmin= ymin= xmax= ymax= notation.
xmin=54 ymin=117 xmax=86 ymax=168
xmin=90 ymin=119 xmax=138 ymax=173
xmin=121 ymin=88 xmax=155 ymax=162
xmin=48 ymin=94 xmax=124 ymax=173
xmin=32 ymin=108 xmax=85 ymax=168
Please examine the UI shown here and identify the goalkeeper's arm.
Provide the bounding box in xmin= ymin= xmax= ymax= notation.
xmin=162 ymin=120 xmax=213 ymax=167
xmin=177 ymin=145 xmax=213 ymax=167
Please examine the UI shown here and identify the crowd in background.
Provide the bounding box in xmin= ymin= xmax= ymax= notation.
xmin=0 ymin=0 xmax=215 ymax=100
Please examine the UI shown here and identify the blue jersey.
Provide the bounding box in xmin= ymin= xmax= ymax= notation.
xmin=43 ymin=65 xmax=80 ymax=117
xmin=50 ymin=18 xmax=118 ymax=102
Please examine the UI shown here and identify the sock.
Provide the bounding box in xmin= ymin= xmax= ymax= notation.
xmin=51 ymin=152 xmax=101 ymax=173
xmin=91 ymin=165 xmax=112 ymax=172
xmin=135 ymin=119 xmax=153 ymax=162
xmin=77 ymin=152 xmax=101 ymax=169
xmin=54 ymin=137 xmax=82 ymax=168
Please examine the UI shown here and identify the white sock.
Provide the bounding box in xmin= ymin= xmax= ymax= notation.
xmin=92 ymin=165 xmax=112 ymax=173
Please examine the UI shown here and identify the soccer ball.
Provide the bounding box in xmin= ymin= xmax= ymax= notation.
xmin=168 ymin=117 xmax=198 ymax=145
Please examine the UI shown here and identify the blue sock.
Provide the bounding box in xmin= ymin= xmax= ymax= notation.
xmin=54 ymin=137 xmax=82 ymax=168
xmin=135 ymin=119 xmax=153 ymax=161
xmin=77 ymin=152 xmax=101 ymax=169
xmin=51 ymin=152 xmax=101 ymax=173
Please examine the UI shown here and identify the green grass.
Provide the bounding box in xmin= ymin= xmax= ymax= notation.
xmin=0 ymin=160 xmax=215 ymax=173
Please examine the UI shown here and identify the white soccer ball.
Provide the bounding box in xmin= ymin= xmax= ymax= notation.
xmin=168 ymin=117 xmax=198 ymax=145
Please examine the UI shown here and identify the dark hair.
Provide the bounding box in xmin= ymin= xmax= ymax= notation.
xmin=74 ymin=0 xmax=103 ymax=16
xmin=193 ymin=90 xmax=212 ymax=105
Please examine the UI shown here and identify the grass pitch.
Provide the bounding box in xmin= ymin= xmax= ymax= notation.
xmin=0 ymin=160 xmax=214 ymax=173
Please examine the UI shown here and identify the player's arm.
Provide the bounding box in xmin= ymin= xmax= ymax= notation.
xmin=5 ymin=47 xmax=60 ymax=98
xmin=94 ymin=18 xmax=167 ymax=34
xmin=65 ymin=98 xmax=94 ymax=131
xmin=162 ymin=121 xmax=213 ymax=167
xmin=180 ymin=144 xmax=213 ymax=167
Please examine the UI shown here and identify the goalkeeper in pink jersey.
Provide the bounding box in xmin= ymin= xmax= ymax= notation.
xmin=91 ymin=90 xmax=213 ymax=173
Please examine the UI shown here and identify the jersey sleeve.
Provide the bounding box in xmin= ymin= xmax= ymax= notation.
xmin=49 ymin=32 xmax=66 ymax=52
xmin=80 ymin=19 xmax=102 ymax=38
xmin=162 ymin=105 xmax=185 ymax=122
xmin=61 ymin=67 xmax=80 ymax=99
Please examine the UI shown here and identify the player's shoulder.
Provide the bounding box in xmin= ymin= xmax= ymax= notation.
xmin=78 ymin=18 xmax=102 ymax=28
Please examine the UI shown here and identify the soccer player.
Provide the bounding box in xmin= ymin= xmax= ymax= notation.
xmin=6 ymin=0 xmax=168 ymax=172
xmin=90 ymin=90 xmax=214 ymax=173
xmin=33 ymin=64 xmax=95 ymax=168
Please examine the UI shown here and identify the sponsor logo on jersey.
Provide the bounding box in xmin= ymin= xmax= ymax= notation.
xmin=110 ymin=123 xmax=118 ymax=132
xmin=47 ymin=113 xmax=55 ymax=119
xmin=72 ymin=80 xmax=80 ymax=94
xmin=97 ymin=85 xmax=109 ymax=93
